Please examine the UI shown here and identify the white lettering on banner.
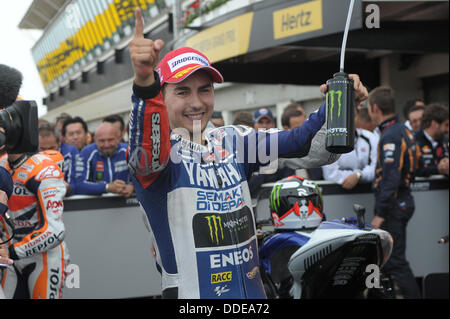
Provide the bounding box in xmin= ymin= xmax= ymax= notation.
xmin=168 ymin=53 xmax=209 ymax=73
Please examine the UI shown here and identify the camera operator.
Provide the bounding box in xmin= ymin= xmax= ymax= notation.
xmin=0 ymin=64 xmax=70 ymax=299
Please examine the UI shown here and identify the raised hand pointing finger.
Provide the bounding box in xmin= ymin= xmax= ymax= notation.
xmin=130 ymin=8 xmax=164 ymax=87
xmin=134 ymin=7 xmax=144 ymax=39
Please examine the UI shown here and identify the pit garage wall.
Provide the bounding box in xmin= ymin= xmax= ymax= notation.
xmin=380 ymin=53 xmax=449 ymax=120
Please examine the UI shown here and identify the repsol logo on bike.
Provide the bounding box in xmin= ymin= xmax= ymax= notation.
xmin=196 ymin=186 xmax=243 ymax=212
xmin=192 ymin=207 xmax=255 ymax=248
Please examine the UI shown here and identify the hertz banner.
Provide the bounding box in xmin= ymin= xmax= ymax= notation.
xmin=184 ymin=0 xmax=362 ymax=63
xmin=272 ymin=0 xmax=323 ymax=40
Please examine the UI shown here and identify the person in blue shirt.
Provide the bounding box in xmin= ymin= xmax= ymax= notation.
xmin=59 ymin=141 xmax=79 ymax=195
xmin=76 ymin=121 xmax=133 ymax=197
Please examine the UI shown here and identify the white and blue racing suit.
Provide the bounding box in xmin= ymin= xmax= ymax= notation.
xmin=128 ymin=74 xmax=326 ymax=299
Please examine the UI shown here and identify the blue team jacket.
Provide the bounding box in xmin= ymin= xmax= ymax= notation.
xmin=75 ymin=143 xmax=130 ymax=195
xmin=59 ymin=142 xmax=79 ymax=194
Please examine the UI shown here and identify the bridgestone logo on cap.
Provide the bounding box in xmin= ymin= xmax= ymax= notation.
xmin=168 ymin=53 xmax=209 ymax=73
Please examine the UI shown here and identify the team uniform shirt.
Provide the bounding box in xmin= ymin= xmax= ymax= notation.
xmin=59 ymin=142 xmax=79 ymax=194
xmin=75 ymin=143 xmax=130 ymax=195
xmin=373 ymin=116 xmax=421 ymax=218
xmin=415 ymin=129 xmax=449 ymax=177
xmin=322 ymin=128 xmax=378 ymax=184
xmin=0 ymin=153 xmax=69 ymax=299
xmin=128 ymin=77 xmax=326 ymax=299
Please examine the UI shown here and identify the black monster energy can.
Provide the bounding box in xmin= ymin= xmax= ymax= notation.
xmin=325 ymin=72 xmax=355 ymax=153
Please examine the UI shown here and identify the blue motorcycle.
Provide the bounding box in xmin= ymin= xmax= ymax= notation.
xmin=257 ymin=176 xmax=393 ymax=299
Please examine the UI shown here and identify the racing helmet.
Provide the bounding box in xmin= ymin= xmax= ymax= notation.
xmin=270 ymin=176 xmax=324 ymax=230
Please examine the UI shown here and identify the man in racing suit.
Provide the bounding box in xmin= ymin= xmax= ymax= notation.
xmin=0 ymin=152 xmax=69 ymax=299
xmin=128 ymin=8 xmax=367 ymax=299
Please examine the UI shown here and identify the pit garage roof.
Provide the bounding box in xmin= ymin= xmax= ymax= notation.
xmin=18 ymin=0 xmax=68 ymax=29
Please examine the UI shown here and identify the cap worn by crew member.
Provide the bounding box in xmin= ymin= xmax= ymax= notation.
xmin=253 ymin=108 xmax=274 ymax=123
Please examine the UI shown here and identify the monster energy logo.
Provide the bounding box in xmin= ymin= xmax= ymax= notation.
xmin=205 ymin=215 xmax=224 ymax=245
xmin=327 ymin=90 xmax=343 ymax=122
xmin=270 ymin=185 xmax=282 ymax=211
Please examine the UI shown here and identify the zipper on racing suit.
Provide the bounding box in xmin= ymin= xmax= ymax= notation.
xmin=207 ymin=140 xmax=253 ymax=298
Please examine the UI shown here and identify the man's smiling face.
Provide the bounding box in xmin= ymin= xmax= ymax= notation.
xmin=163 ymin=70 xmax=215 ymax=137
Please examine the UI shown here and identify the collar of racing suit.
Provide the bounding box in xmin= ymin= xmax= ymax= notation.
xmin=169 ymin=131 xmax=227 ymax=188
xmin=423 ymin=129 xmax=439 ymax=149
xmin=378 ymin=115 xmax=398 ymax=134
xmin=7 ymin=153 xmax=31 ymax=170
